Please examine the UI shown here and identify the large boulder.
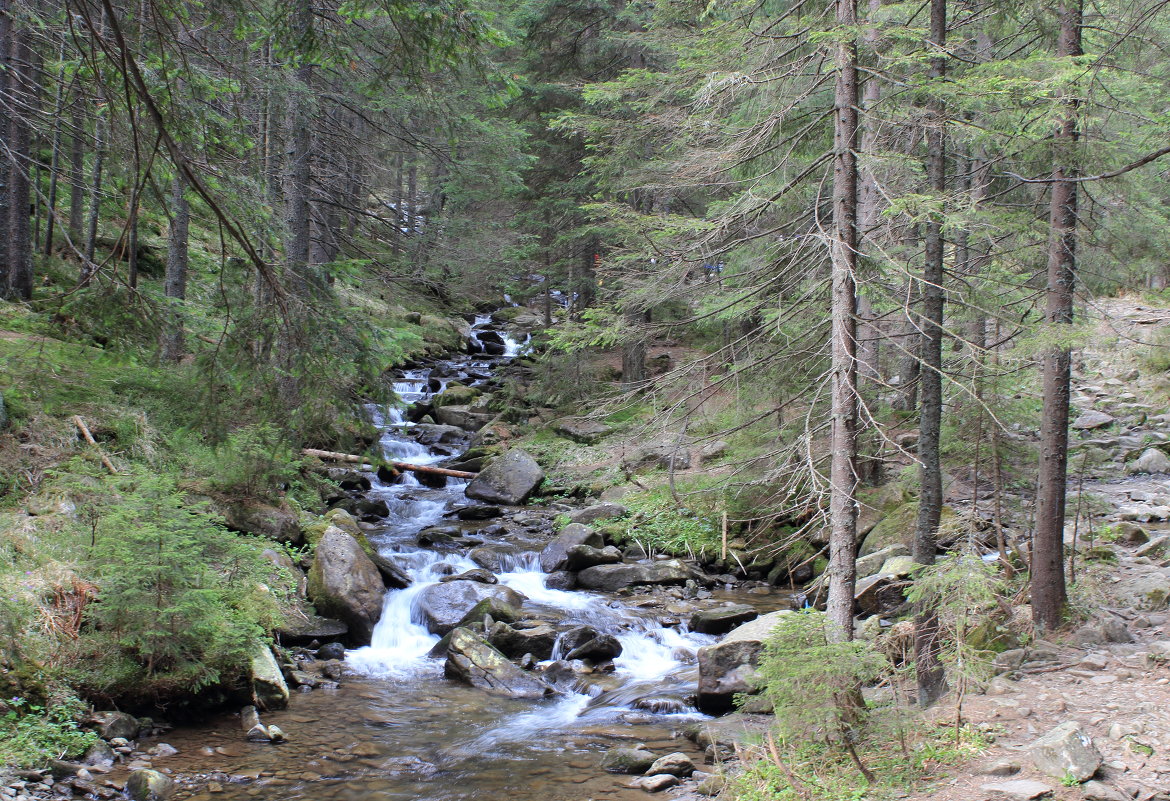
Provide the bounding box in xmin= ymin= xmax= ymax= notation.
xmin=565 ymin=633 xmax=623 ymax=662
xmin=622 ymin=437 xmax=691 ymax=472
xmin=552 ymin=418 xmax=612 ymax=444
xmin=249 ymin=644 xmax=289 ymax=710
xmin=88 ymin=711 xmax=139 ymax=741
xmin=568 ymin=503 xmax=627 ymax=525
xmin=565 ymin=544 xmax=623 ymax=571
xmin=1072 ymin=411 xmax=1115 ymax=431
xmin=276 ymin=612 xmax=348 ymax=645
xmin=488 ymin=621 xmax=560 ymax=660
xmin=696 ymin=610 xmax=791 ymax=714
xmin=1130 ymin=448 xmax=1170 ymax=474
xmin=690 ymin=605 xmax=758 ymax=635
xmin=443 ymin=628 xmax=554 ymax=699
xmin=307 ymin=527 xmax=386 ymax=643
xmin=576 ymin=560 xmax=695 ymax=592
xmin=219 ymin=499 xmax=303 ymax=545
xmin=539 ymin=524 xmax=603 ymax=572
xmin=434 ymin=405 xmax=494 ymax=431
xmin=854 ymin=573 xmax=910 ymax=615
xmin=415 ymin=580 xmax=526 ymax=635
xmin=1028 ymin=721 xmax=1102 ymax=782
xmin=465 ymin=449 xmax=544 ymax=505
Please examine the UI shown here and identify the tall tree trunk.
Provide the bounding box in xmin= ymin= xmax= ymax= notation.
xmin=1033 ymin=0 xmax=1082 ymax=632
xmin=284 ymin=0 xmax=314 ymax=293
xmin=825 ymin=0 xmax=861 ymax=643
xmin=161 ymin=174 xmax=189 ymax=362
xmin=621 ymin=309 xmax=648 ymax=387
xmin=8 ymin=20 xmax=34 ymax=300
xmin=68 ymin=103 xmax=85 ymax=245
xmin=855 ymin=0 xmax=883 ymax=387
xmin=0 ymin=0 xmax=13 ymax=298
xmin=913 ymin=0 xmax=947 ymax=707
xmin=81 ymin=106 xmax=106 ymax=282
xmin=43 ymin=38 xmax=68 ymax=256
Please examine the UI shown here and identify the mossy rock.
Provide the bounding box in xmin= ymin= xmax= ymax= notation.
xmin=859 ymin=501 xmax=956 ymax=556
xmin=303 ymin=508 xmax=365 ymax=546
xmin=965 ymin=617 xmax=1021 ymax=654
xmin=1082 ymin=545 xmax=1118 ymax=564
xmin=433 ymin=383 xmax=481 ymax=408
xmin=858 ymin=482 xmax=913 ymax=533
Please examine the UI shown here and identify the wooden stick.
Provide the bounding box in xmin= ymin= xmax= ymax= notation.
xmin=72 ymin=415 xmax=117 ymax=474
xmin=301 ymin=448 xmax=477 ymax=479
xmin=721 ymin=510 xmax=728 ymax=561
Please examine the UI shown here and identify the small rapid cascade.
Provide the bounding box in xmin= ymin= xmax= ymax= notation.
xmin=345 ymin=318 xmax=714 ymax=739
xmin=136 ymin=310 xmax=728 ymax=801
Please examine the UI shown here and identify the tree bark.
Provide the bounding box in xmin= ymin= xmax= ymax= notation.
xmin=68 ymin=103 xmax=85 ymax=244
xmin=7 ymin=19 xmax=34 ymax=300
xmin=161 ymin=173 xmax=189 ymax=362
xmin=825 ymin=0 xmax=861 ymax=643
xmin=0 ymin=0 xmax=13 ymax=298
xmin=283 ymin=0 xmax=314 ymax=292
xmin=81 ymin=106 xmax=106 ymax=282
xmin=1033 ymin=0 xmax=1082 ymax=632
xmin=913 ymin=0 xmax=947 ymax=707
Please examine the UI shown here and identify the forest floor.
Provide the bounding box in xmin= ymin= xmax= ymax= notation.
xmin=899 ymin=295 xmax=1170 ymax=801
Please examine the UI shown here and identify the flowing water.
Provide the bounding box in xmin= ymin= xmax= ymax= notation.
xmin=144 ymin=315 xmax=752 ymax=801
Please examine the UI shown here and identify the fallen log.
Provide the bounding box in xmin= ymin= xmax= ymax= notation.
xmin=72 ymin=415 xmax=118 ymax=475
xmin=301 ymin=448 xmax=477 ymax=479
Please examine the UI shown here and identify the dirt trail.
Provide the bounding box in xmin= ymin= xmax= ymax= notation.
xmin=900 ymin=296 xmax=1170 ymax=800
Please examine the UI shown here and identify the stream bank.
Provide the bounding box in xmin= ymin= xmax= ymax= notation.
xmin=22 ymin=312 xmax=791 ymax=801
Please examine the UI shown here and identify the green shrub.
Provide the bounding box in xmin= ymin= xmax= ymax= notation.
xmin=0 ymin=695 xmax=97 ymax=770
xmin=75 ymin=471 xmax=295 ymax=701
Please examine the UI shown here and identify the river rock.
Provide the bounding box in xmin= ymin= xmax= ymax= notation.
xmin=249 ymin=644 xmax=289 ymax=710
xmin=855 ymin=544 xmax=910 ymax=578
xmin=440 ymin=568 xmax=498 ymax=585
xmin=416 ymin=581 xmax=526 ymax=635
xmin=362 ymin=552 xmax=410 ymax=590
xmin=411 ymin=423 xmax=468 ymax=445
xmin=1028 ymin=721 xmax=1102 ymax=781
xmin=1072 ymin=411 xmax=1115 ymax=430
xmin=489 ymin=621 xmax=559 ymax=660
xmin=565 ymin=544 xmax=623 ymax=571
xmin=631 ymin=775 xmax=679 ymax=792
xmin=88 ymin=711 xmax=139 ymax=741
xmin=647 ymin=752 xmax=695 ymax=777
xmin=552 ymin=418 xmax=612 ymax=444
xmin=1130 ymin=448 xmax=1170 ymax=474
xmin=568 ymin=503 xmax=626 ymax=525
xmin=278 ymin=612 xmax=349 ymax=645
xmin=465 ymin=448 xmax=544 ymax=505
xmin=539 ymin=524 xmax=604 ymax=572
xmin=600 ymin=747 xmax=657 ymax=774
xmin=125 ymin=769 xmax=175 ymax=801
xmin=82 ymin=741 xmax=115 ymax=768
xmin=456 ymin=505 xmax=502 ymax=520
xmin=576 ymin=560 xmax=695 ymax=592
xmin=690 ymin=605 xmax=758 ymax=635
xmin=443 ymin=627 xmax=553 ymax=699
xmin=565 ymin=633 xmax=623 ymax=662
xmin=545 ymin=570 xmax=576 ymax=590
xmin=696 ymin=610 xmax=791 ymax=714
xmin=434 ymin=405 xmax=494 ymax=431
xmin=307 ymin=526 xmax=386 ymax=643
